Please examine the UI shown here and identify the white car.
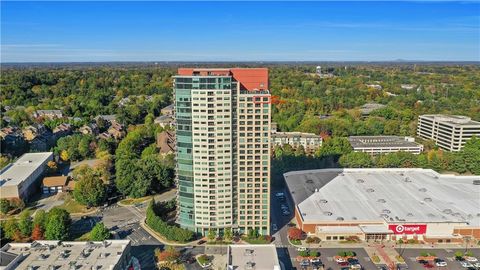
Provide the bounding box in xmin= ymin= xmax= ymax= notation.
xmin=435 ymin=261 xmax=447 ymax=267
xmin=350 ymin=264 xmax=362 ymax=269
xmin=465 ymin=257 xmax=478 ymax=262
xmin=272 ymin=223 xmax=278 ymax=231
xmin=335 ymin=257 xmax=347 ymax=263
xmin=460 ymin=261 xmax=473 ymax=268
xmin=297 ymin=247 xmax=307 ymax=252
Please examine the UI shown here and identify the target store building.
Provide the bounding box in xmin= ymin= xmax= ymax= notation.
xmin=284 ymin=168 xmax=480 ymax=243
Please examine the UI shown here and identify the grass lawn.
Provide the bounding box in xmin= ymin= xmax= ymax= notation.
xmin=119 ymin=196 xmax=152 ymax=205
xmin=242 ymin=237 xmax=271 ymax=244
xmin=75 ymin=231 xmax=91 ymax=241
xmin=57 ymin=194 xmax=90 ymax=214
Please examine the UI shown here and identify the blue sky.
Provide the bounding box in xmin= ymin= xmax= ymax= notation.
xmin=1 ymin=1 xmax=479 ymax=62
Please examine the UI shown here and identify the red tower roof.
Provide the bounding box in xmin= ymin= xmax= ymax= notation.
xmin=177 ymin=68 xmax=268 ymax=91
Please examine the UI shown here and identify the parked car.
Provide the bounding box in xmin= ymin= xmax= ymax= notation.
xmin=310 ymin=258 xmax=321 ymax=264
xmin=297 ymin=247 xmax=307 ymax=252
xmin=418 ymin=260 xmax=428 ymax=264
xmin=299 ymin=260 xmax=310 ymax=267
xmin=465 ymin=257 xmax=478 ymax=262
xmin=335 ymin=257 xmax=347 ymax=263
xmin=272 ymin=223 xmax=278 ymax=231
xmin=423 ymin=263 xmax=434 ymax=268
xmin=198 ymin=240 xmax=207 ymax=245
xmin=282 ymin=210 xmax=290 ymax=216
xmin=460 ymin=261 xmax=474 ymax=268
xmin=275 ymin=192 xmax=285 ymax=197
xmin=434 ymin=259 xmax=447 ymax=267
xmin=350 ymin=264 xmax=362 ymax=269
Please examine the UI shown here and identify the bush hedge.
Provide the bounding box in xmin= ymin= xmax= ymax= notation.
xmin=146 ymin=200 xmax=194 ymax=243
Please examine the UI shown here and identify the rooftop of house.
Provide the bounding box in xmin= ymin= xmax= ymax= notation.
xmin=0 ymin=152 xmax=53 ymax=188
xmin=285 ymin=168 xmax=480 ymax=226
xmin=156 ymin=131 xmax=175 ymax=154
xmin=42 ymin=176 xmax=69 ymax=187
xmin=360 ymin=103 xmax=386 ymax=114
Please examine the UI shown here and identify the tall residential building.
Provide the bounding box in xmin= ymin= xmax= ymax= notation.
xmin=417 ymin=114 xmax=480 ymax=151
xmin=174 ymin=68 xmax=271 ymax=236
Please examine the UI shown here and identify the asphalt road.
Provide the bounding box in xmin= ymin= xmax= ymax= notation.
xmin=69 ymin=190 xmax=192 ymax=270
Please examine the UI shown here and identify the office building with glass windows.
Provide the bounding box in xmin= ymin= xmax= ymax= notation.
xmin=173 ymin=68 xmax=271 ymax=236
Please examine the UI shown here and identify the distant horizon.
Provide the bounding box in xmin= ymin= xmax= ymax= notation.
xmin=2 ymin=1 xmax=479 ymax=62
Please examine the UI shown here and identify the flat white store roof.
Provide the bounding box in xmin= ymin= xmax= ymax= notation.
xmin=285 ymin=168 xmax=480 ymax=226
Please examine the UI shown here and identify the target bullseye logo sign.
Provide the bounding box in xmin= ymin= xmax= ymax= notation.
xmin=388 ymin=224 xmax=427 ymax=234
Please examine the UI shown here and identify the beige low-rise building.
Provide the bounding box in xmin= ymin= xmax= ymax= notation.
xmin=227 ymin=245 xmax=280 ymax=270
xmin=271 ymin=131 xmax=322 ymax=154
xmin=417 ymin=114 xmax=480 ymax=151
xmin=349 ymin=136 xmax=424 ymax=155
xmin=0 ymin=152 xmax=53 ymax=201
xmin=0 ymin=240 xmax=133 ymax=270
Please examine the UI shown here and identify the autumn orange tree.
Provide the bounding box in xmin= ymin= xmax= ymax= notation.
xmin=154 ymin=246 xmax=180 ymax=262
xmin=287 ymin=227 xmax=304 ymax=240
xmin=31 ymin=224 xmax=44 ymax=240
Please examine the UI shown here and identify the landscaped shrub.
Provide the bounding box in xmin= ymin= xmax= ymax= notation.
xmin=337 ymin=251 xmax=356 ymax=257
xmin=306 ymin=236 xmax=321 ymax=243
xmin=299 ymin=250 xmax=309 ymax=257
xmin=287 ymin=227 xmax=304 ymax=240
xmin=146 ymin=200 xmax=194 ymax=243
xmin=197 ymin=254 xmax=211 ymax=266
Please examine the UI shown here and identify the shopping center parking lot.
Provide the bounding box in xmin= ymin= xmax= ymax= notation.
xmin=398 ymin=248 xmax=480 ymax=270
xmin=290 ymin=248 xmax=377 ymax=270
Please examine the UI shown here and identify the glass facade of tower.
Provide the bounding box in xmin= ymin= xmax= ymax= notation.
xmin=174 ymin=77 xmax=195 ymax=230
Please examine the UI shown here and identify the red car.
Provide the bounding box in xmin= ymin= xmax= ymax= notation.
xmin=423 ymin=263 xmax=434 ymax=268
xmin=338 ymin=262 xmax=349 ymax=266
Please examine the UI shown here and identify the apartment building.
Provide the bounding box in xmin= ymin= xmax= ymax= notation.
xmin=349 ymin=136 xmax=423 ymax=155
xmin=271 ymin=131 xmax=322 ymax=154
xmin=174 ymin=68 xmax=271 ymax=236
xmin=417 ymin=114 xmax=480 ymax=151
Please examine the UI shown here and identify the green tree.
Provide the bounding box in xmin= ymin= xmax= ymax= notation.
xmin=207 ymin=229 xmax=216 ymax=241
xmin=3 ymin=218 xmax=19 ymax=240
xmin=0 ymin=199 xmax=11 ymax=214
xmin=17 ymin=210 xmax=33 ymax=237
xmin=33 ymin=209 xmax=48 ymax=230
xmin=339 ymin=152 xmax=373 ymax=168
xmin=316 ymin=137 xmax=352 ymax=159
xmin=294 ymin=145 xmax=306 ymax=157
xmin=224 ymin=228 xmax=233 ymax=241
xmin=45 ymin=208 xmax=71 ymax=240
xmin=461 ymin=136 xmax=480 ymax=174
xmin=89 ymin=222 xmax=111 ymax=241
xmin=73 ymin=165 xmax=106 ymax=206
